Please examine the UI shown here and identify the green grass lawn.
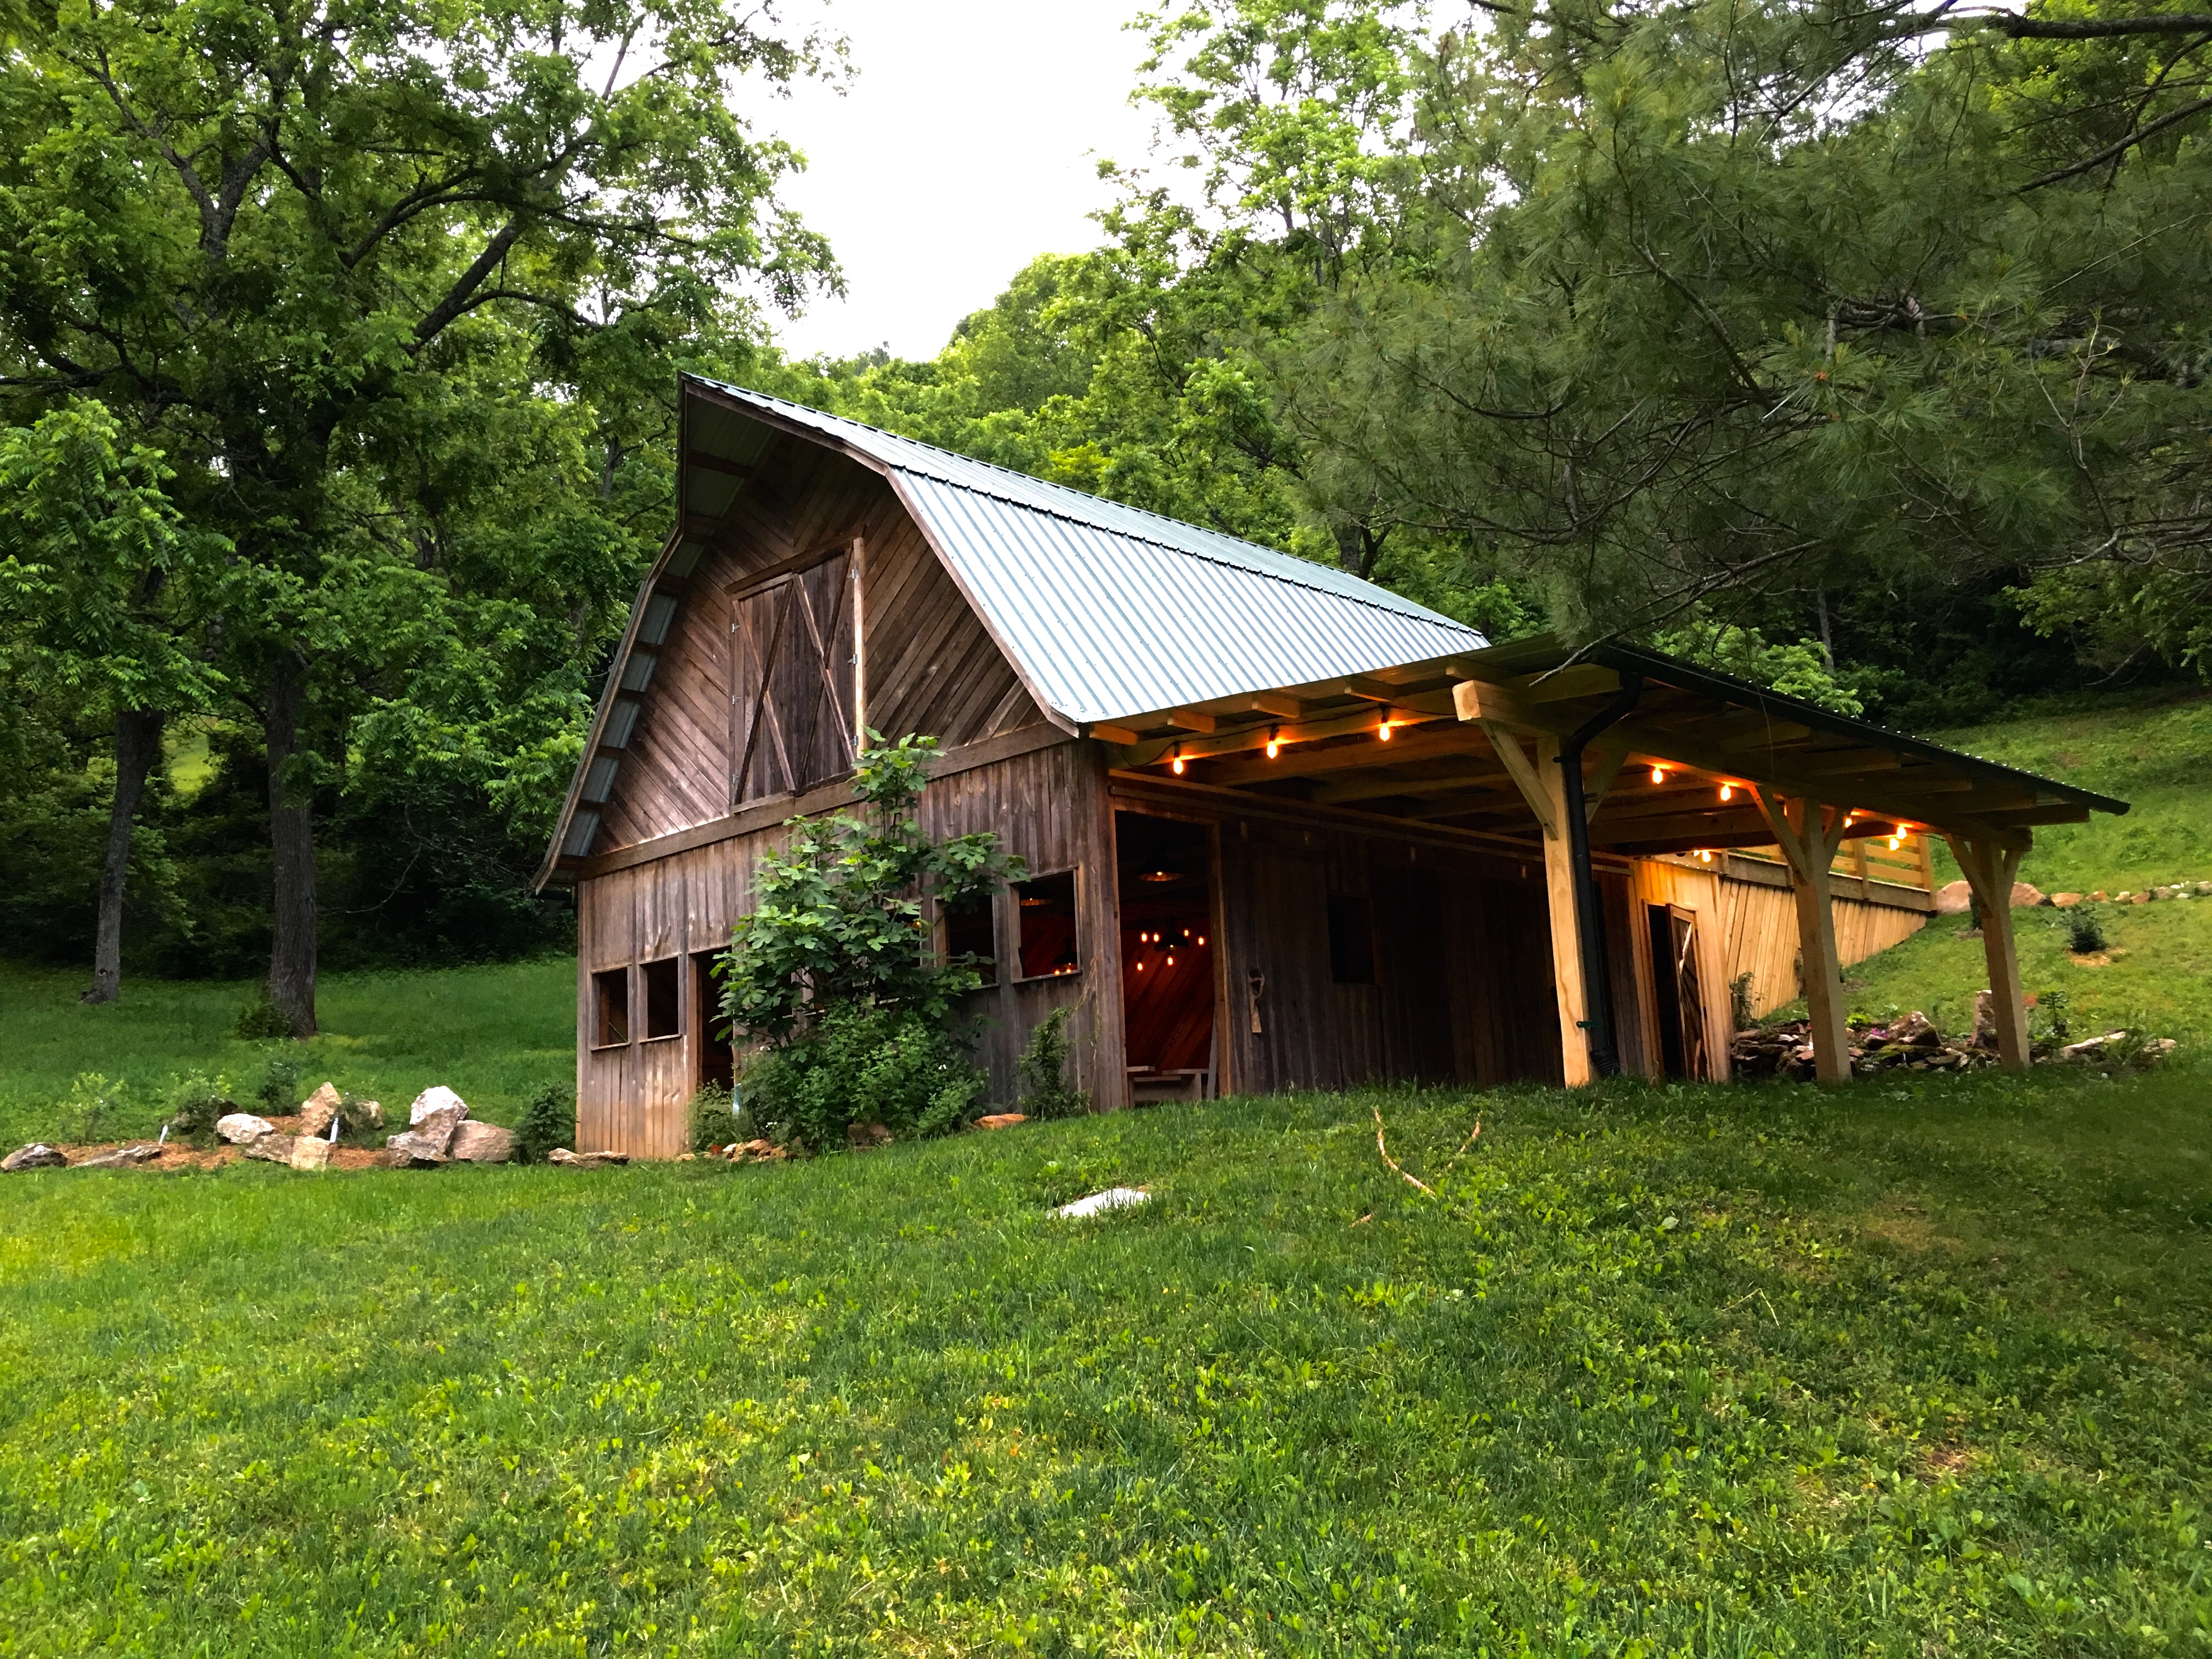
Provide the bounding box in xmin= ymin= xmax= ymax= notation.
xmin=0 ymin=957 xmax=574 ymax=1149
xmin=3 ymin=1066 xmax=2209 ymax=1654
xmin=1927 ymin=687 xmax=2212 ymax=895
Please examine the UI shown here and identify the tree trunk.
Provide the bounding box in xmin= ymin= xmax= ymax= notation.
xmin=81 ymin=707 xmax=165 ymax=1005
xmin=265 ymin=659 xmax=318 ymax=1037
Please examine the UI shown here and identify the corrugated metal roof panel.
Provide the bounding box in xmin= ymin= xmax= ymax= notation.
xmin=689 ymin=379 xmax=1485 ymax=722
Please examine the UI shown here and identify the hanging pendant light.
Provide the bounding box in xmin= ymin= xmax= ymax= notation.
xmin=1171 ymin=744 xmax=1185 ymax=775
xmin=1266 ymin=726 xmax=1281 ymax=760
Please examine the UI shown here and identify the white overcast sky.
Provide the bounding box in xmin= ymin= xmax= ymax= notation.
xmin=753 ymin=0 xmax=1162 ymax=362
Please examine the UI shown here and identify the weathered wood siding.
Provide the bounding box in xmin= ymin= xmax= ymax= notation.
xmin=595 ymin=445 xmax=1047 ymax=859
xmin=1715 ymin=862 xmax=1928 ymax=1020
xmin=576 ymin=737 xmax=1114 ymax=1157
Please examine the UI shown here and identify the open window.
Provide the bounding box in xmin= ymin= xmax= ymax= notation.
xmin=729 ymin=552 xmax=856 ymax=805
xmin=1117 ymin=813 xmax=1216 ymax=1103
xmin=1328 ymin=895 xmax=1376 ymax=985
xmin=641 ymin=957 xmax=680 ymax=1041
xmin=944 ymin=894 xmax=998 ymax=988
xmin=590 ymin=967 xmax=630 ymax=1048
xmin=691 ymin=951 xmax=733 ymax=1090
xmin=1013 ymin=869 xmax=1080 ymax=979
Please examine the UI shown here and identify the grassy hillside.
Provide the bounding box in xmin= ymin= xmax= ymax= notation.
xmin=1927 ymin=687 xmax=2212 ymax=894
xmin=0 ymin=957 xmax=573 ymax=1150
xmin=3 ymin=1068 xmax=2208 ymax=1654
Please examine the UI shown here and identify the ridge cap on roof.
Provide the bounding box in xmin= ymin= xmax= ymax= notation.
xmin=689 ymin=375 xmax=1479 ymax=636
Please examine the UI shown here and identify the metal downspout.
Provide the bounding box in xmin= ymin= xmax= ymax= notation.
xmin=1559 ymin=672 xmax=1644 ymax=1079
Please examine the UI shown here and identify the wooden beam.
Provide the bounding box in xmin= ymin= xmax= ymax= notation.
xmin=1166 ymin=708 xmax=1218 ymax=734
xmin=1531 ymin=733 xmax=1593 ymax=1087
xmin=1585 ymin=808 xmax=1770 ymax=848
xmin=1510 ymin=664 xmax=1622 ymax=704
xmin=1310 ymin=763 xmax=1502 ymax=805
xmin=1480 ymin=723 xmax=1558 ymax=842
xmin=685 ymin=450 xmax=755 ymax=478
xmin=1584 ymin=735 xmax=1631 ymax=823
xmin=1087 ymin=722 xmax=1142 ymax=746
xmin=1178 ymin=718 xmax=1463 ymax=783
xmin=1751 ymin=787 xmax=1852 ymax=1085
xmin=1242 ymin=692 xmax=1307 ymax=719
xmin=1945 ymin=832 xmax=2031 ymax=1071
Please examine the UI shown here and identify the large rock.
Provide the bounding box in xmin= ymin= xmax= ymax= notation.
xmin=448 ymin=1120 xmax=514 ymax=1164
xmin=2012 ymin=881 xmax=2046 ymax=908
xmin=383 ymin=1130 xmax=450 ymax=1166
xmin=288 ymin=1136 xmax=332 ymax=1172
xmin=296 ymin=1082 xmax=343 ymax=1137
xmin=216 ymin=1113 xmax=276 ymax=1144
xmin=408 ymin=1104 xmax=467 ymax=1156
xmin=409 ymin=1086 xmax=467 ymax=1127
xmin=3 ymin=1143 xmax=67 ymax=1172
xmin=244 ymin=1133 xmax=296 ymax=1163
xmin=354 ymin=1098 xmax=385 ymax=1129
xmin=1934 ymin=879 xmax=1972 ymax=915
xmin=74 ymin=1143 xmax=162 ymax=1169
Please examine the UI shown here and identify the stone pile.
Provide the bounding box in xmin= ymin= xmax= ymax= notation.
xmin=690 ymin=1138 xmax=788 ymax=1165
xmin=381 ymin=1087 xmax=512 ymax=1166
xmin=549 ymin=1147 xmax=631 ymax=1170
xmin=2081 ymin=880 xmax=2212 ymax=905
xmin=1732 ymin=1005 xmax=2177 ymax=1080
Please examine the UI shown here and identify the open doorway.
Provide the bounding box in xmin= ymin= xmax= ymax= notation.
xmin=1646 ymin=904 xmax=1709 ymax=1080
xmin=691 ymin=950 xmax=733 ymax=1092
xmin=1116 ymin=812 xmax=1217 ymax=1103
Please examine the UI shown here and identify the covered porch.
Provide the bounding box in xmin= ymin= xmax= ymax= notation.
xmin=1091 ymin=636 xmax=2126 ymax=1086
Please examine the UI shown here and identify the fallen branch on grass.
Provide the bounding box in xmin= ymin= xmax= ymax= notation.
xmin=1372 ymin=1105 xmax=1482 ymax=1198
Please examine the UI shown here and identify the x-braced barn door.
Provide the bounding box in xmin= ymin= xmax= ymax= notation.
xmin=730 ymin=552 xmax=856 ymax=806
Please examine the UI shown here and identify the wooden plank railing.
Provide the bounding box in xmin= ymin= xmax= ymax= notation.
xmin=1734 ymin=832 xmax=1935 ymax=892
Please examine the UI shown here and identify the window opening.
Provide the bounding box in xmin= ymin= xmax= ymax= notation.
xmin=692 ymin=951 xmax=733 ymax=1090
xmin=642 ymin=957 xmax=680 ymax=1040
xmin=944 ymin=894 xmax=998 ymax=987
xmin=591 ymin=967 xmax=630 ymax=1048
xmin=1328 ymin=895 xmax=1376 ymax=985
xmin=1013 ymin=870 xmax=1080 ymax=979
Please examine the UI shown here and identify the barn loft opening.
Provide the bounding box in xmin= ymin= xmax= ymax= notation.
xmin=691 ymin=951 xmax=733 ymax=1091
xmin=1116 ymin=812 xmax=1216 ymax=1103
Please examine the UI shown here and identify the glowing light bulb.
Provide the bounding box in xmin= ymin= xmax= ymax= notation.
xmin=1136 ymin=961 xmax=1146 ymax=972
xmin=1171 ymin=746 xmax=1185 ymax=775
xmin=1718 ymin=782 xmax=1734 ymax=803
xmin=1166 ymin=954 xmax=1176 ymax=966
xmin=1378 ymin=720 xmax=1393 ymax=742
xmin=1650 ymin=766 xmax=1666 ymax=785
xmin=1197 ymin=935 xmax=1206 ymax=946
xmin=1266 ymin=726 xmax=1281 ymax=760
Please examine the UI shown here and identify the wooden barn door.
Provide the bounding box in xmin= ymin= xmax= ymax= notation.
xmin=730 ymin=553 xmax=856 ymax=805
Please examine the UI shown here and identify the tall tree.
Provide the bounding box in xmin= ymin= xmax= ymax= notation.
xmin=0 ymin=0 xmax=838 ymax=1032
xmin=0 ymin=401 xmax=222 ymax=1002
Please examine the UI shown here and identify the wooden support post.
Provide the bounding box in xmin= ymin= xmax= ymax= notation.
xmin=1485 ymin=723 xmax=1590 ymax=1086
xmin=1945 ymin=832 xmax=2032 ymax=1071
xmin=1752 ymin=788 xmax=1852 ymax=1086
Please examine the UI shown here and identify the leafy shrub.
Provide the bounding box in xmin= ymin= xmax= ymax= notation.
xmin=2066 ymin=907 xmax=2107 ymax=955
xmin=717 ymin=735 xmax=1016 ymax=1154
xmin=233 ymin=995 xmax=292 ymax=1041
xmin=687 ymin=1082 xmax=737 ymax=1153
xmin=742 ymin=1003 xmax=987 ymax=1152
xmin=55 ymin=1072 xmax=123 ymax=1143
xmin=513 ymin=1082 xmax=575 ymax=1165
xmin=1018 ymin=1006 xmax=1088 ymax=1119
xmin=254 ymin=1053 xmax=302 ymax=1115
xmin=167 ymin=1072 xmax=234 ymax=1145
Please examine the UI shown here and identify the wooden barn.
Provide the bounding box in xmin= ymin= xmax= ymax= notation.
xmin=536 ymin=377 xmax=2128 ymax=1158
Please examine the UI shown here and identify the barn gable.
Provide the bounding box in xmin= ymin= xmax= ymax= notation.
xmin=540 ymin=376 xmax=1489 ymax=884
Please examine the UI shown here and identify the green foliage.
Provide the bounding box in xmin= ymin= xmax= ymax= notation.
xmin=1016 ymin=1007 xmax=1088 ymax=1120
xmin=741 ymin=1004 xmax=987 ymax=1152
xmin=1652 ymin=621 xmax=1865 ymax=715
xmin=254 ymin=1054 xmax=303 ymax=1116
xmin=53 ymin=1073 xmax=124 ymax=1144
xmin=718 ymin=735 xmax=1022 ymax=1046
xmin=2066 ymin=907 xmax=2107 ymax=956
xmin=3 ymin=1065 xmax=2211 ymax=1649
xmin=232 ymin=995 xmax=292 ymax=1042
xmin=164 ymin=1073 xmax=233 ymax=1147
xmin=686 ymin=1081 xmax=736 ymax=1155
xmin=513 ymin=1082 xmax=577 ymax=1166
